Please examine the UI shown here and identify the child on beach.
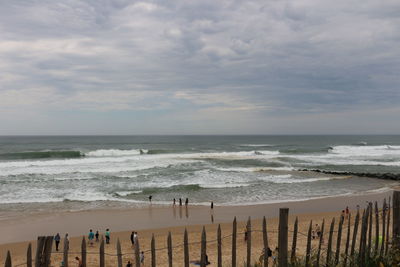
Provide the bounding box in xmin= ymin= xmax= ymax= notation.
xmin=88 ymin=229 xmax=95 ymax=246
xmin=54 ymin=233 xmax=61 ymax=251
xmin=140 ymin=251 xmax=145 ymax=265
xmin=105 ymin=229 xmax=111 ymax=244
xmin=75 ymin=257 xmax=82 ymax=267
xmin=126 ymin=261 xmax=132 ymax=267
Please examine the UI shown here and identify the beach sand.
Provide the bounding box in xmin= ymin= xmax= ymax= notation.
xmin=0 ymin=189 xmax=393 ymax=266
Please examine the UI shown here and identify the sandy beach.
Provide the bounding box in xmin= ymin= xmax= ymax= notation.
xmin=0 ymin=189 xmax=394 ymax=266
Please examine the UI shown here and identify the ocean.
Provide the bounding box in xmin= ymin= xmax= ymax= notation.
xmin=0 ymin=135 xmax=399 ymax=214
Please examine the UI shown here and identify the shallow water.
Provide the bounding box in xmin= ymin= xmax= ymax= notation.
xmin=0 ymin=135 xmax=399 ymax=213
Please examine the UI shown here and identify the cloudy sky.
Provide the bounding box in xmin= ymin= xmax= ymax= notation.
xmin=0 ymin=0 xmax=399 ymax=135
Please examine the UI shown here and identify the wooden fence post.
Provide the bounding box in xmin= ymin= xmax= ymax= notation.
xmin=232 ymin=217 xmax=237 ymax=267
xmin=326 ymin=218 xmax=335 ymax=267
xmin=368 ymin=202 xmax=373 ymax=255
xmin=134 ymin=235 xmax=141 ymax=267
xmin=217 ymin=225 xmax=222 ymax=267
xmin=335 ymin=215 xmax=344 ymax=265
xmin=305 ymin=220 xmax=312 ymax=267
xmin=43 ymin=236 xmax=53 ymax=267
xmin=291 ymin=217 xmax=298 ymax=264
xmin=381 ymin=199 xmax=387 ymax=257
xmin=343 ymin=214 xmax=351 ymax=267
xmin=184 ymin=230 xmax=189 ymax=267
xmin=35 ymin=236 xmax=45 ymax=267
xmin=151 ymin=234 xmax=156 ymax=267
xmin=27 ymin=243 xmax=32 ymax=267
xmin=167 ymin=232 xmax=172 ymax=267
xmin=200 ymin=227 xmax=207 ymax=267
xmin=358 ymin=209 xmax=366 ymax=265
xmin=374 ymin=201 xmax=379 ymax=256
xmin=5 ymin=251 xmax=11 ymax=267
xmin=81 ymin=237 xmax=87 ymax=267
xmin=116 ymin=239 xmax=122 ymax=267
xmin=246 ymin=217 xmax=251 ymax=267
xmin=350 ymin=211 xmax=360 ymax=267
xmin=262 ymin=216 xmax=269 ymax=267
xmin=278 ymin=208 xmax=289 ymax=267
xmin=386 ymin=197 xmax=391 ymax=255
xmin=63 ymin=235 xmax=69 ymax=267
xmin=100 ymin=238 xmax=105 ymax=267
xmin=316 ymin=219 xmax=325 ymax=267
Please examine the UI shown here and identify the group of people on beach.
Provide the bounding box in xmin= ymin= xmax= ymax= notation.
xmin=149 ymin=195 xmax=215 ymax=209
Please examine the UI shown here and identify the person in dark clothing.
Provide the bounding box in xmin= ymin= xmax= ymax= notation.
xmin=173 ymin=198 xmax=176 ymax=205
xmin=54 ymin=233 xmax=61 ymax=251
xmin=148 ymin=195 xmax=152 ymax=202
xmin=126 ymin=261 xmax=132 ymax=267
xmin=130 ymin=231 xmax=135 ymax=246
xmin=95 ymin=231 xmax=99 ymax=242
xmin=185 ymin=198 xmax=189 ymax=206
xmin=179 ymin=198 xmax=182 ymax=206
xmin=211 ymin=202 xmax=214 ymax=209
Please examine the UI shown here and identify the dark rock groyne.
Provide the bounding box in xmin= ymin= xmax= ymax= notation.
xmin=298 ymin=169 xmax=400 ymax=181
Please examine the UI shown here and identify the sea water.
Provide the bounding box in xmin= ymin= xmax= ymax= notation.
xmin=0 ymin=135 xmax=399 ymax=213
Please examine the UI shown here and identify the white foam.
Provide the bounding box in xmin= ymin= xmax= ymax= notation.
xmin=85 ymin=149 xmax=146 ymax=157
xmin=239 ymin=144 xmax=274 ymax=147
xmin=115 ymin=190 xmax=143 ymax=196
xmin=329 ymin=145 xmax=400 ymax=157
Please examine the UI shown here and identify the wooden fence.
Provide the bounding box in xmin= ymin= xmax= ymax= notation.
xmin=4 ymin=191 xmax=399 ymax=267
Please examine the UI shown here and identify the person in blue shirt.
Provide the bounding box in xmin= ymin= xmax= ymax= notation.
xmin=88 ymin=229 xmax=95 ymax=246
xmin=54 ymin=233 xmax=61 ymax=251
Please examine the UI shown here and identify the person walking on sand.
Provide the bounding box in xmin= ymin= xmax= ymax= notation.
xmin=95 ymin=230 xmax=99 ymax=242
xmin=185 ymin=198 xmax=188 ymax=206
xmin=173 ymin=198 xmax=176 ymax=205
xmin=105 ymin=229 xmax=111 ymax=244
xmin=179 ymin=198 xmax=182 ymax=206
xmin=211 ymin=201 xmax=214 ymax=209
xmin=54 ymin=233 xmax=61 ymax=251
xmin=88 ymin=229 xmax=95 ymax=246
xmin=140 ymin=251 xmax=145 ymax=265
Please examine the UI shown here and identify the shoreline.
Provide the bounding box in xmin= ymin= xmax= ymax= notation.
xmin=0 ymin=188 xmax=394 ymax=245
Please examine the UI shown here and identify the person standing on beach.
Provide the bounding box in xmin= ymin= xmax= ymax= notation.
xmin=88 ymin=229 xmax=95 ymax=246
xmin=126 ymin=261 xmax=132 ymax=267
xmin=54 ymin=233 xmax=61 ymax=251
xmin=173 ymin=198 xmax=176 ymax=205
xmin=95 ymin=230 xmax=99 ymax=242
xmin=130 ymin=231 xmax=135 ymax=247
xmin=185 ymin=198 xmax=189 ymax=206
xmin=75 ymin=257 xmax=82 ymax=267
xmin=179 ymin=198 xmax=182 ymax=206
xmin=345 ymin=206 xmax=350 ymax=219
xmin=148 ymin=195 xmax=152 ymax=203
xmin=140 ymin=251 xmax=145 ymax=265
xmin=65 ymin=233 xmax=69 ymax=250
xmin=211 ymin=202 xmax=214 ymax=209
xmin=105 ymin=229 xmax=111 ymax=244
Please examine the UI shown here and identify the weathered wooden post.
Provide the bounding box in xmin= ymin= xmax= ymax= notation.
xmin=335 ymin=214 xmax=344 ymax=265
xmin=27 ymin=243 xmax=32 ymax=267
xmin=217 ymin=225 xmax=222 ymax=267
xmin=100 ymin=238 xmax=105 ymax=267
xmin=262 ymin=216 xmax=269 ymax=267
xmin=63 ymin=235 xmax=69 ymax=267
xmin=81 ymin=237 xmax=87 ymax=267
xmin=116 ymin=239 xmax=122 ymax=267
xmin=386 ymin=197 xmax=391 ymax=255
xmin=151 ymin=234 xmax=156 ymax=267
xmin=343 ymin=214 xmax=351 ymax=267
xmin=358 ymin=209 xmax=367 ymax=265
xmin=350 ymin=211 xmax=360 ymax=267
xmin=134 ymin=235 xmax=140 ymax=267
xmin=316 ymin=219 xmax=325 ymax=267
xmin=392 ymin=192 xmax=399 ymax=249
xmin=200 ymin=227 xmax=207 ymax=267
xmin=232 ymin=217 xmax=237 ymax=267
xmin=167 ymin=232 xmax=172 ymax=267
xmin=374 ymin=201 xmax=379 ymax=256
xmin=184 ymin=230 xmax=189 ymax=267
xmin=291 ymin=217 xmax=298 ymax=264
xmin=35 ymin=237 xmax=45 ymax=267
xmin=42 ymin=236 xmax=53 ymax=267
xmin=305 ymin=220 xmax=312 ymax=267
xmin=246 ymin=217 xmax=251 ymax=267
xmin=381 ymin=199 xmax=387 ymax=256
xmin=5 ymin=251 xmax=11 ymax=267
xmin=278 ymin=208 xmax=289 ymax=267
xmin=326 ymin=218 xmax=335 ymax=266
xmin=368 ymin=202 xmax=373 ymax=255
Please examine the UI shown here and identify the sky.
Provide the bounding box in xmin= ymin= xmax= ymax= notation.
xmin=0 ymin=0 xmax=399 ymax=135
